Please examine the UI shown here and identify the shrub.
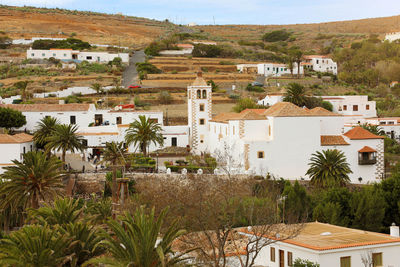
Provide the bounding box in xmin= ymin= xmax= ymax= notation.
xmin=32 ymin=38 xmax=91 ymax=50
xmin=159 ymin=91 xmax=172 ymax=104
xmin=233 ymin=98 xmax=261 ymax=113
xmin=0 ymin=107 xmax=26 ymax=129
xmin=229 ymin=94 xmax=240 ymax=100
xmin=246 ymin=84 xmax=264 ymax=93
xmin=192 ymin=44 xmax=222 ymax=57
xmin=262 ymin=30 xmax=291 ymax=42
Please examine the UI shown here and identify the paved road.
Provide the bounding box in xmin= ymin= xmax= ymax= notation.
xmin=122 ymin=50 xmax=145 ymax=88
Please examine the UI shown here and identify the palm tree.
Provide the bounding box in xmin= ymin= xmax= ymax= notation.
xmin=306 ymin=149 xmax=352 ymax=188
xmin=27 ymin=197 xmax=83 ymax=226
xmin=0 ymin=225 xmax=71 ymax=267
xmin=33 ymin=116 xmax=60 ymax=150
xmin=91 ymin=83 xmax=103 ymax=94
xmin=86 ymin=198 xmax=112 ymax=225
xmin=286 ymin=55 xmax=295 ymax=77
xmin=84 ymin=207 xmax=190 ymax=267
xmin=283 ymin=83 xmax=307 ymax=107
xmin=45 ymin=124 xmax=85 ymax=163
xmin=14 ymin=81 xmax=29 ymax=102
xmin=359 ymin=123 xmax=386 ymax=136
xmin=0 ymin=151 xmax=64 ymax=209
xmin=289 ymin=48 xmax=303 ymax=78
xmin=101 ymin=141 xmax=127 ymax=213
xmin=125 ymin=115 xmax=164 ymax=156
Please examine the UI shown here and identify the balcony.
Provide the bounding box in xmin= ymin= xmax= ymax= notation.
xmin=359 ymin=158 xmax=377 ymax=165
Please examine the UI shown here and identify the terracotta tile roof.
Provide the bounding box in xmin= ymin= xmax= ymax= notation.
xmin=0 ymin=104 xmax=91 ymax=112
xmin=242 ymin=108 xmax=268 ymax=115
xmin=242 ymin=222 xmax=400 ymax=251
xmin=211 ymin=110 xmax=267 ymax=122
xmin=303 ymin=55 xmax=330 ymax=59
xmin=262 ymin=102 xmax=311 ymax=117
xmin=309 ymin=107 xmax=340 ymax=116
xmin=321 ymin=135 xmax=349 ymax=146
xmin=344 ymin=126 xmax=385 ymax=140
xmin=0 ymin=133 xmax=33 ymax=144
xmin=359 ymin=146 xmax=377 ymax=153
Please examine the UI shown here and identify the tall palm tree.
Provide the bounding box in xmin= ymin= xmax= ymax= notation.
xmin=289 ymin=48 xmax=303 ymax=78
xmin=306 ymin=149 xmax=352 ymax=188
xmin=0 ymin=151 xmax=64 ymax=209
xmin=125 ymin=115 xmax=164 ymax=156
xmin=0 ymin=225 xmax=71 ymax=267
xmin=84 ymin=207 xmax=190 ymax=267
xmin=283 ymin=83 xmax=307 ymax=107
xmin=33 ymin=116 xmax=60 ymax=150
xmin=45 ymin=124 xmax=85 ymax=163
xmin=101 ymin=141 xmax=127 ymax=213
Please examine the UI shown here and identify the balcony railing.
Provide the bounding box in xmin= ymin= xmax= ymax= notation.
xmin=359 ymin=158 xmax=377 ymax=165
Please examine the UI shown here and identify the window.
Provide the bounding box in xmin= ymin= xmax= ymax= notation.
xmin=258 ymin=151 xmax=264 ymax=159
xmin=270 ymin=247 xmax=275 ymax=262
xmin=366 ymin=104 xmax=370 ymax=110
xmin=42 ymin=53 xmax=45 ymax=57
xmin=372 ymin=252 xmax=382 ymax=267
xmin=81 ymin=139 xmax=88 ymax=147
xmin=30 ymin=145 xmax=33 ymax=151
xmin=64 ymin=53 xmax=67 ymax=57
xmin=31 ymin=53 xmax=35 ymax=56
xmin=53 ymin=53 xmax=56 ymax=57
xmin=233 ymin=126 xmax=235 ymax=135
xmin=202 ymin=90 xmax=207 ymax=99
xmin=268 ymin=125 xmax=271 ymax=136
xmin=197 ymin=90 xmax=201 ymax=98
xmin=343 ymin=105 xmax=347 ymax=111
xmin=171 ymin=137 xmax=177 ymax=146
xmin=23 ymin=147 xmax=26 ymax=154
xmin=70 ymin=115 xmax=76 ymax=125
xmin=316 ymin=59 xmax=319 ymax=64
xmin=287 ymin=252 xmax=293 ymax=266
xmin=389 ymin=121 xmax=395 ymax=125
xmin=267 ymin=67 xmax=270 ymax=70
xmin=86 ymin=56 xmax=92 ymax=60
xmin=380 ymin=121 xmax=386 ymax=125
xmin=116 ymin=117 xmax=122 ymax=124
xmin=353 ymin=105 xmax=358 ymax=111
xmin=340 ymin=256 xmax=351 ymax=267
xmin=200 ymin=104 xmax=205 ymax=111
xmin=199 ymin=119 xmax=205 ymax=125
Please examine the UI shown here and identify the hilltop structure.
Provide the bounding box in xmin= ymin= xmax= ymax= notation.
xmin=385 ymin=32 xmax=400 ymax=42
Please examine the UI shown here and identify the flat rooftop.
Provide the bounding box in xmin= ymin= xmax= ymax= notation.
xmin=268 ymin=222 xmax=400 ymax=251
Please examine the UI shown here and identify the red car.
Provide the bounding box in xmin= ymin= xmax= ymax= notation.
xmin=128 ymin=84 xmax=141 ymax=89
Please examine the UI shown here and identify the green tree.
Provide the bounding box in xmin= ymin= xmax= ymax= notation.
xmin=0 ymin=151 xmax=64 ymax=209
xmin=283 ymin=83 xmax=307 ymax=107
xmin=0 ymin=35 xmax=12 ymax=49
xmin=293 ymin=258 xmax=320 ymax=267
xmin=0 ymin=225 xmax=71 ymax=267
xmin=85 ymin=207 xmax=189 ymax=267
xmin=282 ymin=181 xmax=311 ymax=222
xmin=86 ymin=198 xmax=112 ymax=225
xmin=33 ymin=116 xmax=59 ymax=150
xmin=45 ymin=124 xmax=85 ymax=163
xmin=359 ymin=123 xmax=386 ymax=136
xmin=125 ymin=115 xmax=163 ymax=156
xmin=27 ymin=197 xmax=83 ymax=226
xmin=262 ymin=30 xmax=291 ymax=42
xmin=233 ymin=98 xmax=260 ymax=113
xmin=306 ymin=149 xmax=352 ymax=188
xmin=207 ymin=80 xmax=219 ymax=92
xmin=101 ymin=141 xmax=127 ymax=213
xmin=289 ymin=48 xmax=303 ymax=78
xmin=159 ymin=91 xmax=172 ymax=104
xmin=14 ymin=81 xmax=29 ymax=102
xmin=0 ymin=107 xmax=26 ymax=130
xmin=90 ymin=83 xmax=103 ymax=94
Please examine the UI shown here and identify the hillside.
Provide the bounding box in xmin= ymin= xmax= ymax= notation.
xmin=0 ymin=5 xmax=176 ymax=49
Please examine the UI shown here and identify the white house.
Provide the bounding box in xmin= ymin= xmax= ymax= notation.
xmin=385 ymin=32 xmax=400 ymax=42
xmin=241 ymin=222 xmax=400 ymax=267
xmin=257 ymin=63 xmax=304 ymax=77
xmin=27 ymin=48 xmax=129 ymax=64
xmin=0 ymin=133 xmax=34 ymax=174
xmin=257 ymin=94 xmax=284 ymax=107
xmin=303 ymin=55 xmax=338 ymax=75
xmin=321 ymin=95 xmax=377 ymax=119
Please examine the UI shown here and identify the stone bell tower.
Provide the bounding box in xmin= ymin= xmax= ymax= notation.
xmin=187 ymin=72 xmax=212 ymax=154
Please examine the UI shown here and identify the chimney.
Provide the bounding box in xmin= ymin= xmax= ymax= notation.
xmin=390 ymin=223 xmax=399 ymax=237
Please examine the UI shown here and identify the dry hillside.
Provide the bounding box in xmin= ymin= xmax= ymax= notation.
xmin=0 ymin=5 xmax=175 ymax=49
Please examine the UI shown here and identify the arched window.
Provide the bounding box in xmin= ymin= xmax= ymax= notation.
xmin=197 ymin=90 xmax=201 ymax=99
xmin=202 ymin=90 xmax=207 ymax=99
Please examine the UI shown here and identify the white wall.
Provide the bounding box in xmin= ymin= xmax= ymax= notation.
xmin=258 ymin=95 xmax=284 ymax=106
xmin=257 ymin=63 xmax=304 ymax=77
xmin=304 ymin=57 xmax=338 ymax=75
xmin=385 ymin=32 xmax=400 ymax=42
xmin=322 ymin=95 xmax=377 ymax=118
xmin=0 ymin=142 xmax=34 ymax=174
xmin=27 ymin=49 xmax=129 ymax=63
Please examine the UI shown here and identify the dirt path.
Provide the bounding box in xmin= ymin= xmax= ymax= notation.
xmin=122 ymin=50 xmax=145 ymax=88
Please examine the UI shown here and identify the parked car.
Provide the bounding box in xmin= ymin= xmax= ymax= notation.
xmin=128 ymin=84 xmax=141 ymax=89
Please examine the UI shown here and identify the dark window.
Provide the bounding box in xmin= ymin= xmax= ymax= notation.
xmin=171 ymin=137 xmax=177 ymax=146
xmin=353 ymin=105 xmax=358 ymax=111
xmin=86 ymin=56 xmax=92 ymax=60
xmin=200 ymin=119 xmax=205 ymax=125
xmin=366 ymin=104 xmax=370 ymax=110
xmin=70 ymin=115 xmax=76 ymax=125
xmin=258 ymin=151 xmax=264 ymax=158
xmin=197 ymin=90 xmax=201 ymax=98
xmin=343 ymin=105 xmax=347 ymax=111
xmin=200 ymin=104 xmax=205 ymax=111
xmin=116 ymin=117 xmax=122 ymax=124
xmin=95 ymin=114 xmax=103 ymax=125
xmin=30 ymin=145 xmax=33 ymax=151
xmin=202 ymin=90 xmax=207 ymax=99
xmin=23 ymin=147 xmax=26 ymax=154
xmin=287 ymin=252 xmax=293 ymax=266
xmin=270 ymin=247 xmax=275 ymax=262
xmin=340 ymin=256 xmax=351 ymax=267
xmin=81 ymin=139 xmax=88 ymax=147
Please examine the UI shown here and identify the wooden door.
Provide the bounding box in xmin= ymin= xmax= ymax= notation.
xmin=279 ymin=250 xmax=284 ymax=267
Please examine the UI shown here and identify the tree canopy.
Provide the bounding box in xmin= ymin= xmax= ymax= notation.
xmin=0 ymin=107 xmax=26 ymax=130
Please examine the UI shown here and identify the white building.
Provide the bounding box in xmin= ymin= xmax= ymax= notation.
xmin=257 ymin=63 xmax=304 ymax=77
xmin=242 ymin=222 xmax=400 ymax=267
xmin=303 ymin=55 xmax=338 ymax=75
xmin=0 ymin=133 xmax=34 ymax=174
xmin=321 ymin=95 xmax=377 ymax=119
xmin=257 ymin=94 xmax=284 ymax=107
xmin=385 ymin=32 xmax=400 ymax=42
xmin=27 ymin=48 xmax=129 ymax=64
